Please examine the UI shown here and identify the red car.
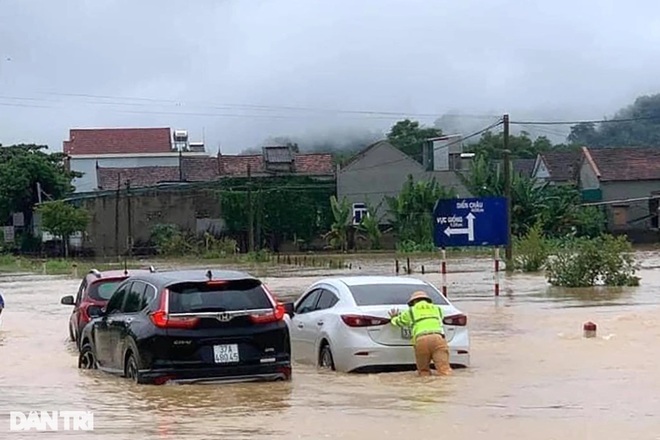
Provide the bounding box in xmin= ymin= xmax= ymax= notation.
xmin=61 ymin=268 xmax=152 ymax=342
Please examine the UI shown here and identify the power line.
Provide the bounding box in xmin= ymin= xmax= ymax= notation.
xmin=510 ymin=115 xmax=660 ymax=126
xmin=0 ymin=93 xmax=500 ymax=120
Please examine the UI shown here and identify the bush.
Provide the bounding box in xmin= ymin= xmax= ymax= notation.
xmin=546 ymin=234 xmax=640 ymax=287
xmin=513 ymin=223 xmax=550 ymax=272
xmin=396 ymin=240 xmax=436 ymax=253
xmin=150 ymin=224 xmax=238 ymax=258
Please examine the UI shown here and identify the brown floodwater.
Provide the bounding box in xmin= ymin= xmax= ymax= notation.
xmin=2 ymin=253 xmax=660 ymax=439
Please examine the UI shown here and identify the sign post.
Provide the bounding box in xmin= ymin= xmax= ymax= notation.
xmin=433 ymin=197 xmax=509 ymax=296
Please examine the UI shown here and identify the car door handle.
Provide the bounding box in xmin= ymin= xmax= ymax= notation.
xmin=317 ymin=321 xmax=323 ymax=326
xmin=297 ymin=323 xmax=304 ymax=329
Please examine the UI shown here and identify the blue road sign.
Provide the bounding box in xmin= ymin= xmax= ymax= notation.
xmin=433 ymin=197 xmax=509 ymax=247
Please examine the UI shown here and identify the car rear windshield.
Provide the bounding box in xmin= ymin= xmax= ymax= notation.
xmin=88 ymin=280 xmax=122 ymax=301
xmin=349 ymin=283 xmax=449 ymax=306
xmin=167 ymin=279 xmax=273 ymax=313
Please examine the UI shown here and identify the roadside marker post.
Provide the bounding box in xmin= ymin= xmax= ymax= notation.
xmin=440 ymin=247 xmax=448 ymax=297
xmin=433 ymin=197 xmax=510 ymax=297
xmin=494 ymin=247 xmax=500 ymax=296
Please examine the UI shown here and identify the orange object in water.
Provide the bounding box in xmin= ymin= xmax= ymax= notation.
xmin=583 ymin=321 xmax=597 ymax=338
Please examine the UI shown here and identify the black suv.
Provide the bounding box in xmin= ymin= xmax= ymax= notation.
xmin=77 ymin=269 xmax=291 ymax=385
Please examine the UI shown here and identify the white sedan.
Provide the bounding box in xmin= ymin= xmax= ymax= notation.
xmin=284 ymin=276 xmax=470 ymax=373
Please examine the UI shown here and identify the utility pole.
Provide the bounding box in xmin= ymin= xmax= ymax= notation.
xmin=36 ymin=182 xmax=43 ymax=204
xmin=115 ymin=174 xmax=120 ymax=259
xmin=126 ymin=180 xmax=133 ymax=257
xmin=247 ymin=164 xmax=254 ymax=252
xmin=503 ymin=114 xmax=513 ymax=267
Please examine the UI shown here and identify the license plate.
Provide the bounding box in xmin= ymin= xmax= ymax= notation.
xmin=401 ymin=327 xmax=412 ymax=339
xmin=213 ymin=344 xmax=239 ymax=363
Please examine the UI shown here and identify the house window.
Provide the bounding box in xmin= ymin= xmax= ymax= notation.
xmin=352 ymin=203 xmax=368 ymax=225
xmin=612 ymin=205 xmax=628 ymax=228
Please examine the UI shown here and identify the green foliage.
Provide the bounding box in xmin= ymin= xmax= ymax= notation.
xmin=462 ymin=154 xmax=605 ymax=239
xmin=387 ymin=119 xmax=442 ymax=160
xmin=465 ymin=131 xmax=555 ymax=160
xmin=242 ymin=250 xmax=272 ymax=263
xmin=546 ymin=235 xmax=640 ymax=287
xmin=357 ymin=199 xmax=385 ymax=250
xmin=568 ymin=94 xmax=660 ymax=146
xmin=323 ymin=196 xmax=352 ymax=251
xmin=219 ymin=176 xmax=334 ymax=248
xmin=386 ymin=175 xmax=457 ymax=249
xmin=0 ymin=144 xmax=79 ymax=224
xmin=36 ymin=200 xmax=88 ymax=257
xmin=150 ymin=224 xmax=237 ymax=258
xmin=513 ymin=223 xmax=550 ymax=272
xmin=396 ymin=240 xmax=437 ymax=253
xmin=37 ymin=200 xmax=89 ymax=239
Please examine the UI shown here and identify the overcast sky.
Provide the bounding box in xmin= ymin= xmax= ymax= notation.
xmin=2 ymin=0 xmax=660 ymax=153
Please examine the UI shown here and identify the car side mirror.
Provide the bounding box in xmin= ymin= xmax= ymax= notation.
xmin=60 ymin=295 xmax=75 ymax=306
xmin=283 ymin=302 xmax=295 ymax=317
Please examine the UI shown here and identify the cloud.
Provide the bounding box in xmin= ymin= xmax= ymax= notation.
xmin=3 ymin=0 xmax=660 ymax=151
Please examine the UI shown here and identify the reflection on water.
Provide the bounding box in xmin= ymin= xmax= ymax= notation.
xmin=1 ymin=255 xmax=660 ymax=439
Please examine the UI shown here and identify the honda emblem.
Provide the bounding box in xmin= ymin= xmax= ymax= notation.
xmin=216 ymin=313 xmax=232 ymax=322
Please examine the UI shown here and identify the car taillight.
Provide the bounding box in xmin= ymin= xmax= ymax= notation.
xmin=341 ymin=314 xmax=390 ymax=327
xmin=80 ymin=306 xmax=90 ymax=322
xmin=443 ymin=314 xmax=467 ymax=326
xmin=150 ymin=311 xmax=200 ymax=329
xmin=149 ymin=288 xmax=200 ymax=329
xmin=250 ymin=303 xmax=286 ymax=324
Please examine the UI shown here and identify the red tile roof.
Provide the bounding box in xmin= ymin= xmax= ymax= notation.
xmin=64 ymin=128 xmax=173 ymax=155
xmin=97 ymin=166 xmax=179 ymax=190
xmin=181 ymin=157 xmax=220 ymax=181
xmin=219 ymin=153 xmax=334 ymax=176
xmin=539 ymin=150 xmax=582 ymax=182
xmin=95 ymin=152 xmax=334 ymax=190
xmin=584 ymin=147 xmax=660 ymax=182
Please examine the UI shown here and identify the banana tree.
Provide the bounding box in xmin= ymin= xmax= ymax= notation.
xmin=323 ymin=195 xmax=352 ymax=251
xmin=357 ymin=199 xmax=388 ymax=250
xmin=386 ymin=175 xmax=457 ymax=247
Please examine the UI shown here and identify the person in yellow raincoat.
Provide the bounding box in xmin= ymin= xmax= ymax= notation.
xmin=389 ymin=290 xmax=452 ymax=376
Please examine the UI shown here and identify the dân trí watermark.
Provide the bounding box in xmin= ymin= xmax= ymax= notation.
xmin=9 ymin=411 xmax=94 ymax=431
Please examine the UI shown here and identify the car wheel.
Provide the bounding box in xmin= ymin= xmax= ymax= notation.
xmin=78 ymin=343 xmax=97 ymax=369
xmin=124 ymin=353 xmax=140 ymax=384
xmin=319 ymin=344 xmax=335 ymax=371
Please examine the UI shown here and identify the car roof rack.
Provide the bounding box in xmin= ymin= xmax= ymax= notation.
xmin=89 ymin=269 xmax=102 ymax=278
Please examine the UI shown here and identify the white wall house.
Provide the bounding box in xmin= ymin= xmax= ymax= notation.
xmin=70 ymin=152 xmax=208 ymax=192
xmin=63 ymin=127 xmax=206 ymax=193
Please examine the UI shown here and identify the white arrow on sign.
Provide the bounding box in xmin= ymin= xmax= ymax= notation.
xmin=444 ymin=212 xmax=475 ymax=241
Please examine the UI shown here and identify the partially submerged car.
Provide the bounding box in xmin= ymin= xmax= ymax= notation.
xmin=284 ymin=276 xmax=470 ymax=373
xmin=61 ymin=268 xmax=152 ymax=343
xmin=77 ymin=269 xmax=291 ymax=385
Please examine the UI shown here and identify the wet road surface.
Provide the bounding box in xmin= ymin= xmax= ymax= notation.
xmin=1 ymin=254 xmax=660 ymax=439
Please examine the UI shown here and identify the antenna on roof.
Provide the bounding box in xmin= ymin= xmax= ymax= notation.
xmin=89 ymin=269 xmax=102 ymax=278
xmin=149 ymin=265 xmax=156 ymax=273
xmin=206 ymin=270 xmax=212 ymax=280
xmin=123 ymin=257 xmax=128 ymax=276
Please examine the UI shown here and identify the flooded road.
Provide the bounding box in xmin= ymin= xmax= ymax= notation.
xmin=2 ymin=254 xmax=660 ymax=439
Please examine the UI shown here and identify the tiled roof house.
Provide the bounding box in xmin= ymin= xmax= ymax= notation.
xmin=64 ymin=128 xmax=173 ymax=155
xmin=579 ymin=146 xmax=660 ymax=234
xmin=532 ymin=150 xmax=583 ymax=183
xmin=96 ymin=146 xmax=335 ymax=190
